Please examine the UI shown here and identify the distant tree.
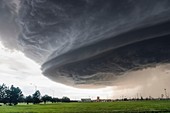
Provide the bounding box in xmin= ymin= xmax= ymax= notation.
xmin=0 ymin=84 xmax=8 ymax=104
xmin=0 ymin=84 xmax=24 ymax=105
xmin=4 ymin=88 xmax=10 ymax=105
xmin=25 ymin=95 xmax=33 ymax=105
xmin=51 ymin=97 xmax=60 ymax=103
xmin=18 ymin=95 xmax=25 ymax=103
xmin=32 ymin=90 xmax=41 ymax=104
xmin=8 ymin=85 xmax=23 ymax=105
xmin=41 ymin=95 xmax=52 ymax=104
xmin=61 ymin=96 xmax=70 ymax=102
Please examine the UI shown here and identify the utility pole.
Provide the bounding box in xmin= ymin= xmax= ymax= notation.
xmin=164 ymin=88 xmax=167 ymax=99
xmin=30 ymin=83 xmax=37 ymax=92
xmin=50 ymin=89 xmax=55 ymax=98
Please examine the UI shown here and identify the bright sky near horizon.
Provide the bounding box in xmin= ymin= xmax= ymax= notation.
xmin=0 ymin=42 xmax=115 ymax=100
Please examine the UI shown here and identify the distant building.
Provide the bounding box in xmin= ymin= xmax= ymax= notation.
xmin=96 ymin=96 xmax=100 ymax=102
xmin=95 ymin=96 xmax=112 ymax=102
xmin=81 ymin=98 xmax=91 ymax=102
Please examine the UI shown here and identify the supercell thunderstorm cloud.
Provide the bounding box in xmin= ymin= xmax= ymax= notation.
xmin=1 ymin=0 xmax=170 ymax=87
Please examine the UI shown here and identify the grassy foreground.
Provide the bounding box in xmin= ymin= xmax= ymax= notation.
xmin=1 ymin=100 xmax=170 ymax=113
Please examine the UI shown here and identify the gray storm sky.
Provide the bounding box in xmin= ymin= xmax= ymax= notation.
xmin=1 ymin=41 xmax=170 ymax=99
xmin=0 ymin=0 xmax=170 ymax=100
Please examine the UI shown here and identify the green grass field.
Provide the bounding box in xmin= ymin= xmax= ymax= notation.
xmin=1 ymin=100 xmax=170 ymax=113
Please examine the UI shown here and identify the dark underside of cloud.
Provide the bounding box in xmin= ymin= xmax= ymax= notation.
xmin=1 ymin=0 xmax=170 ymax=87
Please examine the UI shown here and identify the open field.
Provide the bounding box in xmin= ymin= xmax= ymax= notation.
xmin=1 ymin=100 xmax=170 ymax=113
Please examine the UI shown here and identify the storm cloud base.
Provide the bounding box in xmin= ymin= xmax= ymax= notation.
xmin=1 ymin=0 xmax=169 ymax=87
xmin=42 ymin=33 xmax=170 ymax=86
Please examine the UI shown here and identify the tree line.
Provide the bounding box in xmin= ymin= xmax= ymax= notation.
xmin=0 ymin=84 xmax=70 ymax=106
